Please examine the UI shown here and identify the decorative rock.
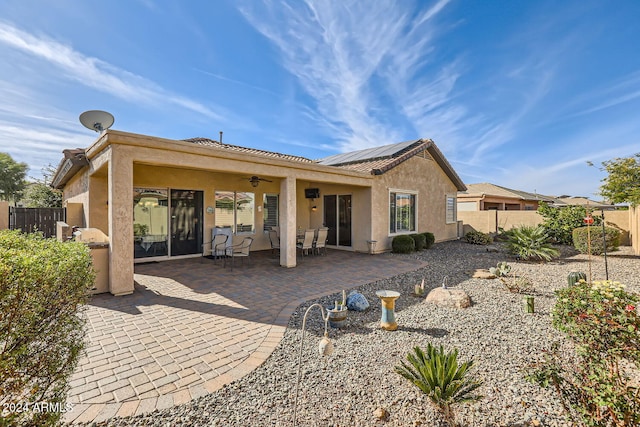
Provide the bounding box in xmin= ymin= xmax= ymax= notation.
xmin=425 ymin=287 xmax=471 ymax=309
xmin=374 ymin=407 xmax=389 ymax=420
xmin=346 ymin=291 xmax=370 ymax=311
xmin=470 ymin=269 xmax=496 ymax=279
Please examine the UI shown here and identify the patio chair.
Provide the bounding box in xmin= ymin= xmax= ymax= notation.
xmin=201 ymin=233 xmax=228 ymax=260
xmin=212 ymin=234 xmax=228 ymax=260
xmin=296 ymin=229 xmax=315 ymax=257
xmin=313 ymin=227 xmax=328 ymax=255
xmin=224 ymin=237 xmax=254 ymax=270
xmin=268 ymin=229 xmax=280 ymax=255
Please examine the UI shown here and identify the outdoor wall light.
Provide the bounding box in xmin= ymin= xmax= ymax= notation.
xmin=311 ymin=205 xmax=317 ymax=212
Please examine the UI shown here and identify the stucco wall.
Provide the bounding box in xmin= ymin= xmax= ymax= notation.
xmin=297 ymin=181 xmax=372 ymax=253
xmin=0 ymin=201 xmax=8 ymax=230
xmin=370 ymin=153 xmax=460 ymax=252
xmin=459 ymin=209 xmax=632 ymax=246
xmin=630 ymin=206 xmax=639 ymax=255
xmin=63 ymin=169 xmax=90 ymax=227
xmin=459 ymin=210 xmax=543 ymax=235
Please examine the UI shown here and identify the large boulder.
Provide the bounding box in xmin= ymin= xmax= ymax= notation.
xmin=425 ymin=287 xmax=471 ymax=309
xmin=346 ymin=291 xmax=370 ymax=311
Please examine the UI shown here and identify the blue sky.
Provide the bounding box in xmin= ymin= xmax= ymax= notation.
xmin=0 ymin=1 xmax=638 ymax=198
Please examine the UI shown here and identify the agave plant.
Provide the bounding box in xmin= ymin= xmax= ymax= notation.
xmin=505 ymin=225 xmax=559 ymax=262
xmin=395 ymin=344 xmax=483 ymax=426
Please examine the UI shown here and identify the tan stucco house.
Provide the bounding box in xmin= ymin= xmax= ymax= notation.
xmin=457 ymin=183 xmax=556 ymax=211
xmin=52 ymin=130 xmax=466 ymax=295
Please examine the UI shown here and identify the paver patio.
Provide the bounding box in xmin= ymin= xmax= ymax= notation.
xmin=64 ymin=249 xmax=425 ymax=424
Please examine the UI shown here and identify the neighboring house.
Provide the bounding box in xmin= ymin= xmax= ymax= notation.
xmin=52 ymin=130 xmax=466 ymax=295
xmin=457 ymin=183 xmax=556 ymax=211
xmin=552 ymin=196 xmax=616 ymax=210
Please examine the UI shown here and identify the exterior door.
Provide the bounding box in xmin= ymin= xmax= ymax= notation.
xmin=323 ymin=194 xmax=352 ymax=247
xmin=170 ymin=189 xmax=203 ymax=256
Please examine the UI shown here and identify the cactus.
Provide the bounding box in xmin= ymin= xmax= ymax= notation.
xmin=567 ymin=271 xmax=587 ymax=286
xmin=489 ymin=262 xmax=512 ymax=277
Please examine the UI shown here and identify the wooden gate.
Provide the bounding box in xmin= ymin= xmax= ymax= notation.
xmin=9 ymin=207 xmax=66 ymax=238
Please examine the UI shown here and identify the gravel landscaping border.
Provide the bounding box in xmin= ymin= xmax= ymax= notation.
xmin=79 ymin=240 xmax=640 ymax=427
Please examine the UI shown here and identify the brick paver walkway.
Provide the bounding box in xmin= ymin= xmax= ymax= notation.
xmin=64 ymin=250 xmax=424 ymax=424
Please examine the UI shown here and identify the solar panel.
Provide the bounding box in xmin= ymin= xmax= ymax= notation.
xmin=317 ymin=139 xmax=420 ymax=165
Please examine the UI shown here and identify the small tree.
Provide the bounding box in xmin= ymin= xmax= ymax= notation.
xmin=0 ymin=152 xmax=28 ymax=203
xmin=537 ymin=202 xmax=601 ymax=245
xmin=598 ymin=154 xmax=640 ymax=206
xmin=22 ymin=165 xmax=63 ymax=208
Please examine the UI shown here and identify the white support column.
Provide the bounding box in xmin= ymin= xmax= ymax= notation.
xmin=108 ymin=147 xmax=134 ymax=295
xmin=279 ymin=176 xmax=297 ymax=268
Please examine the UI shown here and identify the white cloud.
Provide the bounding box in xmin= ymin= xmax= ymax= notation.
xmin=0 ymin=21 xmax=223 ymax=121
xmin=239 ymin=0 xmax=456 ymax=152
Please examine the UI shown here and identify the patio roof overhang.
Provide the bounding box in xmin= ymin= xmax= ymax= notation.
xmin=83 ymin=130 xmax=375 ymax=188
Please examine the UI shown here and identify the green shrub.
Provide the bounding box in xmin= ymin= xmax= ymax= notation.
xmin=505 ymin=225 xmax=559 ymax=262
xmin=134 ymin=223 xmax=148 ymax=237
xmin=409 ymin=233 xmax=426 ymax=251
xmin=395 ymin=344 xmax=483 ymax=426
xmin=463 ymin=230 xmax=492 ymax=245
xmin=527 ymin=280 xmax=640 ymax=426
xmin=392 ymin=234 xmax=415 ymax=253
xmin=422 ymin=232 xmax=435 ymax=249
xmin=572 ymin=226 xmax=620 ymax=255
xmin=0 ymin=230 xmax=95 ymax=427
xmin=494 ymin=227 xmax=514 ymax=242
xmin=538 ymin=202 xmax=602 ymax=245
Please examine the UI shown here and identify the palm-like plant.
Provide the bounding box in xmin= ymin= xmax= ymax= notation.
xmin=395 ymin=344 xmax=483 ymax=426
xmin=506 ymin=225 xmax=559 ymax=262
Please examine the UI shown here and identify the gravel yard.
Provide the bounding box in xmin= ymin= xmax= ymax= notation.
xmin=84 ymin=240 xmax=639 ymax=427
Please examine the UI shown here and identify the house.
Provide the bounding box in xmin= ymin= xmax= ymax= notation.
xmin=52 ymin=130 xmax=466 ymax=295
xmin=552 ymin=196 xmax=616 ymax=210
xmin=457 ymin=183 xmax=556 ymax=211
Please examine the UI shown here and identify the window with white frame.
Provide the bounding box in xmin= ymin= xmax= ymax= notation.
xmin=446 ymin=195 xmax=457 ymax=223
xmin=214 ymin=191 xmax=255 ymax=234
xmin=263 ymin=194 xmax=278 ymax=232
xmin=389 ymin=191 xmax=416 ymax=234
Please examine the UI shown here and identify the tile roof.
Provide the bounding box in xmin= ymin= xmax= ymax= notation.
xmin=184 ymin=137 xmax=315 ymax=163
xmin=554 ymin=197 xmax=615 ymax=208
xmin=460 ymin=183 xmax=556 ymax=202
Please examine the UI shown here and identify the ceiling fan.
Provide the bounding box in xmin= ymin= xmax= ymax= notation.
xmin=247 ymin=175 xmax=272 ymax=187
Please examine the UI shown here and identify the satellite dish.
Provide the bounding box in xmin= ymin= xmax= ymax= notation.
xmin=79 ymin=110 xmax=115 ymax=133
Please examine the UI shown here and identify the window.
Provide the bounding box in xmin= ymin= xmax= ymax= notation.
xmin=214 ymin=191 xmax=255 ymax=234
xmin=446 ymin=195 xmax=456 ymax=223
xmin=263 ymin=194 xmax=279 ymax=232
xmin=389 ymin=191 xmax=416 ymax=234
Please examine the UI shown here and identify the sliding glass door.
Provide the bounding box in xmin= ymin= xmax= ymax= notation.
xmin=134 ymin=189 xmax=169 ymax=259
xmin=170 ymin=189 xmax=203 ymax=256
xmin=323 ymin=194 xmax=352 ymax=247
xmin=133 ymin=188 xmax=203 ymax=259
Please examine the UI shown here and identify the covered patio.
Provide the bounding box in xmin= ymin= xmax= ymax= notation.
xmin=65 ymin=249 xmax=426 ymax=424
